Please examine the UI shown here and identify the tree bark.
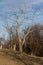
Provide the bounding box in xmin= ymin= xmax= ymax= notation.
xmin=17 ymin=29 xmax=23 ymax=53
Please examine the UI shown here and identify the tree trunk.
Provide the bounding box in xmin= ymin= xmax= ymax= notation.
xmin=19 ymin=42 xmax=22 ymax=53
xmin=13 ymin=44 xmax=16 ymax=51
xmin=17 ymin=29 xmax=23 ymax=53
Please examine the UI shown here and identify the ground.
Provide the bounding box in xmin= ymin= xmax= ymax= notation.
xmin=0 ymin=50 xmax=24 ymax=65
xmin=0 ymin=49 xmax=43 ymax=65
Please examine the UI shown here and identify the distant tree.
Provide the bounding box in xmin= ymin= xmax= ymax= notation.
xmin=24 ymin=24 xmax=43 ymax=55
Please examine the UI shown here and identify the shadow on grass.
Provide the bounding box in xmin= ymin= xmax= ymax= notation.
xmin=0 ymin=50 xmax=43 ymax=65
xmin=4 ymin=51 xmax=34 ymax=65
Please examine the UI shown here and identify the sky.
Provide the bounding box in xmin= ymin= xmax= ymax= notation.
xmin=0 ymin=0 xmax=43 ymax=39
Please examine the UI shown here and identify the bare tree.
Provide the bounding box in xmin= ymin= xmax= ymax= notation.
xmin=10 ymin=9 xmax=37 ymax=53
xmin=2 ymin=9 xmax=40 ymax=53
xmin=3 ymin=19 xmax=16 ymax=49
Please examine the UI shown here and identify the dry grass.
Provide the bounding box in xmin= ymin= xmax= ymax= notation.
xmin=0 ymin=49 xmax=43 ymax=65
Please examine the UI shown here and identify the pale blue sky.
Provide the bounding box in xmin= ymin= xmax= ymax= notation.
xmin=0 ymin=0 xmax=43 ymax=39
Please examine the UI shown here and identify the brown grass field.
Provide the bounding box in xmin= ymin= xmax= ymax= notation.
xmin=0 ymin=49 xmax=43 ymax=65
